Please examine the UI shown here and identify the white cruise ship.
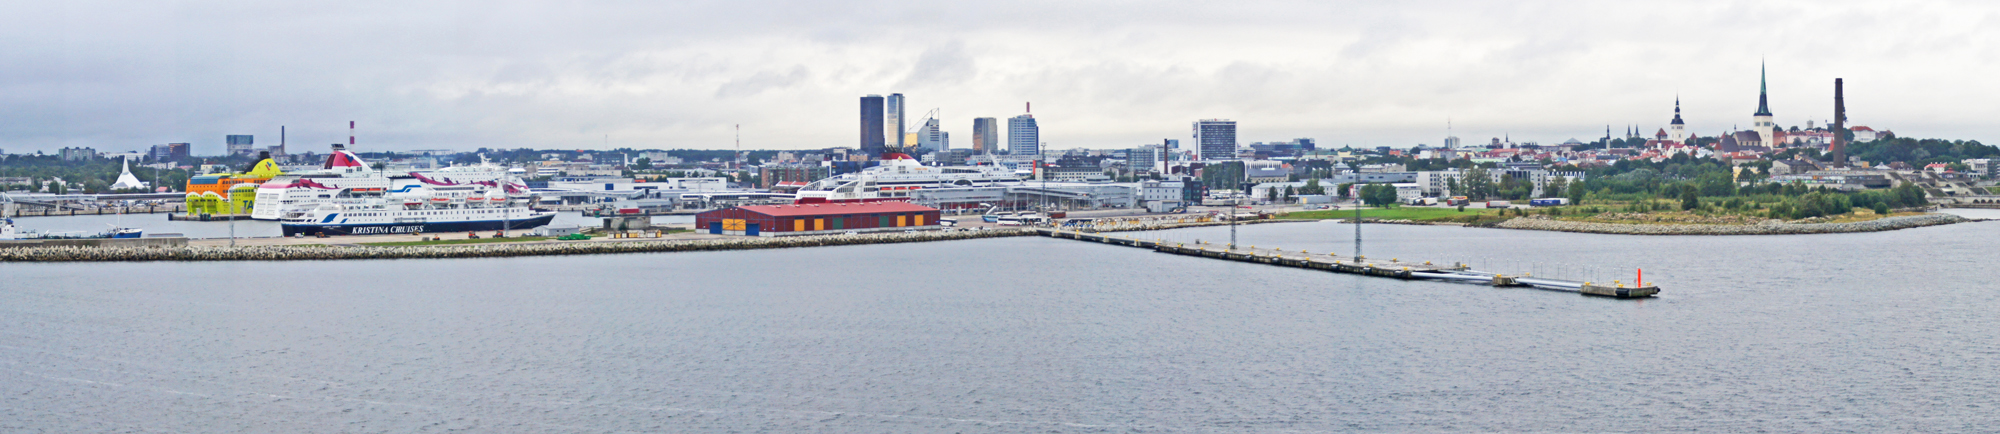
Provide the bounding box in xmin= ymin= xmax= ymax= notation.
xmin=794 ymin=153 xmax=1022 ymax=204
xmin=279 ymin=181 xmax=554 ymax=237
xmin=251 ymin=145 xmax=510 ymax=220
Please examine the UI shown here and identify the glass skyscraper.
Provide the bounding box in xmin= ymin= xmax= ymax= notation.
xmin=860 ymin=95 xmax=885 ymax=156
xmin=1008 ymin=114 xmax=1039 ymax=157
xmin=972 ymin=117 xmax=998 ymax=154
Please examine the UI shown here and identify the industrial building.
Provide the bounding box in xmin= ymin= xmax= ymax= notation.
xmin=696 ymin=202 xmax=942 ymax=236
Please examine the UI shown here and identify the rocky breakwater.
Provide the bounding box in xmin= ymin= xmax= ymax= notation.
xmin=0 ymin=228 xmax=1036 ymax=262
xmin=1495 ymin=213 xmax=1972 ymax=235
xmin=1082 ymin=218 xmax=1302 ymax=233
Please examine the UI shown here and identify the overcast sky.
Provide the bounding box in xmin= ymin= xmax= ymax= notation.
xmin=3 ymin=0 xmax=1996 ymax=154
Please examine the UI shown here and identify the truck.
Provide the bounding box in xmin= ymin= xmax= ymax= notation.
xmin=1485 ymin=200 xmax=1512 ymax=209
xmin=1528 ymin=198 xmax=1570 ymax=207
xmin=1404 ymin=197 xmax=1438 ymax=206
xmin=1446 ymin=196 xmax=1470 ymax=206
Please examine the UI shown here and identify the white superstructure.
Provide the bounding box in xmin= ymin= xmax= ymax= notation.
xmin=794 ymin=155 xmax=1022 ymax=203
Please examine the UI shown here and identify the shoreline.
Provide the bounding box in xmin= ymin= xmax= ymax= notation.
xmin=1490 ymin=213 xmax=1974 ymax=235
xmin=0 ymin=219 xmax=1301 ymax=263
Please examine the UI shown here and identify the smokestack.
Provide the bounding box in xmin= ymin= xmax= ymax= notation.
xmin=1026 ymin=102 xmax=1031 ymax=114
xmin=349 ymin=121 xmax=356 ymax=146
xmin=1833 ymin=79 xmax=1846 ymax=168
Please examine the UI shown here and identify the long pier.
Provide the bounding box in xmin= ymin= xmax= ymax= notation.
xmin=1036 ymin=228 xmax=1659 ymax=298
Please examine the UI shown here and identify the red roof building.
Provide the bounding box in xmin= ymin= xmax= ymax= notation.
xmin=695 ymin=202 xmax=942 ymax=236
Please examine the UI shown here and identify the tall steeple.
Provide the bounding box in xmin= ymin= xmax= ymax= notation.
xmin=1671 ymin=96 xmax=1685 ymax=125
xmin=1754 ymin=61 xmax=1772 ymax=116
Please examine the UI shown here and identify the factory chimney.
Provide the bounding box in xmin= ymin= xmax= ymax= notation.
xmin=1832 ymin=79 xmax=1846 ymax=168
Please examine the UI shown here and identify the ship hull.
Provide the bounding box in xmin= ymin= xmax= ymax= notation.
xmin=281 ymin=213 xmax=556 ymax=237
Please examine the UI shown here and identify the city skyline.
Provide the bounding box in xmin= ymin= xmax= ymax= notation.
xmin=3 ymin=1 xmax=1994 ymax=154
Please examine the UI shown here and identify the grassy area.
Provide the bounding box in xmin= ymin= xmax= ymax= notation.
xmin=359 ymin=236 xmax=548 ymax=247
xmin=1279 ymin=206 xmax=1498 ymax=221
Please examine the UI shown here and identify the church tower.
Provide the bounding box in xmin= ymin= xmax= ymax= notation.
xmin=1669 ymin=97 xmax=1687 ymax=143
xmin=1752 ymin=62 xmax=1775 ymax=147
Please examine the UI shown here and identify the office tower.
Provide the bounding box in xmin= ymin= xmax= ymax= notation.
xmin=886 ymin=93 xmax=906 ymax=151
xmin=1008 ymin=114 xmax=1039 ymax=157
xmin=1192 ymin=119 xmax=1237 ymax=160
xmin=918 ymin=118 xmax=944 ymax=153
xmin=972 ymin=117 xmax=999 ymax=154
xmin=226 ymin=135 xmax=255 ymax=156
xmin=860 ymin=95 xmax=885 ymax=156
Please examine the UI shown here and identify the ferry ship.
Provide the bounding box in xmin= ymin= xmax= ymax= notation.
xmin=1 ymin=218 xmax=143 ymax=240
xmin=279 ymin=185 xmax=554 ymax=237
xmin=251 ymin=145 xmax=510 ymax=220
xmin=793 ymin=153 xmax=1021 ymax=204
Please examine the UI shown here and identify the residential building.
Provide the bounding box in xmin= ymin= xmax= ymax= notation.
xmin=1244 ymin=160 xmax=1288 ymax=183
xmin=226 ymin=135 xmax=255 ymax=156
xmin=150 ymin=143 xmax=190 ymax=162
xmin=1193 ymin=119 xmax=1237 ymax=161
xmin=1008 ymin=114 xmax=1039 ymax=157
xmin=972 ymin=117 xmax=998 ymax=154
xmin=1127 ymin=145 xmax=1162 ymax=176
xmin=59 ymin=147 xmax=98 ymax=161
xmin=1966 ymin=159 xmax=1995 ymax=178
xmin=1851 ymin=126 xmax=1879 ymax=142
xmin=758 ymin=164 xmax=833 ymax=190
xmin=860 ymin=95 xmax=886 ymax=156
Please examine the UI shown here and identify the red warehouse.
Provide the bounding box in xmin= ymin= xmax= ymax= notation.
xmin=694 ymin=202 xmax=943 ymax=236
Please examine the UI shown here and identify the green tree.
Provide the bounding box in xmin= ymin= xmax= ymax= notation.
xmin=1360 ymin=183 xmax=1399 ymax=207
xmin=1301 ymin=178 xmax=1324 ymax=195
xmin=632 ymin=157 xmax=652 ymax=171
xmin=1543 ymin=175 xmax=1568 ymax=199
xmin=1680 ymin=185 xmax=1699 ymax=210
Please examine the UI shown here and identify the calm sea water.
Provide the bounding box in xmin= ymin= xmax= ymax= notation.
xmin=4 ymin=212 xmax=1998 ymax=432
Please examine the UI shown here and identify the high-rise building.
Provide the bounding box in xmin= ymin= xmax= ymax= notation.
xmin=150 ymin=143 xmax=190 ymax=162
xmin=886 ymin=93 xmax=906 ymax=152
xmin=1752 ymin=62 xmax=1775 ymax=147
xmin=1192 ymin=119 xmax=1237 ymax=160
xmin=226 ymin=135 xmax=255 ymax=156
xmin=1128 ymin=145 xmax=1162 ymax=176
xmin=917 ymin=118 xmax=944 ymax=153
xmin=972 ymin=117 xmax=999 ymax=154
xmin=1008 ymin=114 xmax=1039 ymax=157
xmin=860 ymin=95 xmax=886 ymax=156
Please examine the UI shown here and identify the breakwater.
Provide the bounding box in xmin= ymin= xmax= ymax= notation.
xmin=0 ymin=228 xmax=1036 ymax=262
xmin=1495 ymin=213 xmax=1972 ymax=235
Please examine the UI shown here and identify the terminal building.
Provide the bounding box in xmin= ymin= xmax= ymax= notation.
xmin=696 ymin=202 xmax=941 ymax=236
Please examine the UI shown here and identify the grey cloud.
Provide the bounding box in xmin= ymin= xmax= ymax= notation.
xmin=715 ymin=66 xmax=811 ymax=98
xmin=894 ymin=41 xmax=976 ymax=89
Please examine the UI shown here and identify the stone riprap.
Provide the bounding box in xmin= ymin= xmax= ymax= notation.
xmin=0 ymin=228 xmax=1036 ymax=262
xmin=1494 ymin=213 xmax=1972 ymax=235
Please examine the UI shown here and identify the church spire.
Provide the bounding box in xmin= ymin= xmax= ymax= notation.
xmin=1754 ymin=61 xmax=1772 ymax=116
xmin=1671 ymin=95 xmax=1685 ymax=125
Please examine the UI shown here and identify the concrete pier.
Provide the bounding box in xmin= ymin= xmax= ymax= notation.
xmin=1036 ymin=228 xmax=1656 ymax=298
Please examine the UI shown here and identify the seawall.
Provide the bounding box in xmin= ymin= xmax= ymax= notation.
xmin=1493 ymin=213 xmax=1972 ymax=235
xmin=0 ymin=229 xmax=1036 ymax=262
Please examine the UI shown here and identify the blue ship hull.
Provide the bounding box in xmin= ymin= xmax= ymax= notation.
xmin=281 ymin=213 xmax=556 ymax=237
